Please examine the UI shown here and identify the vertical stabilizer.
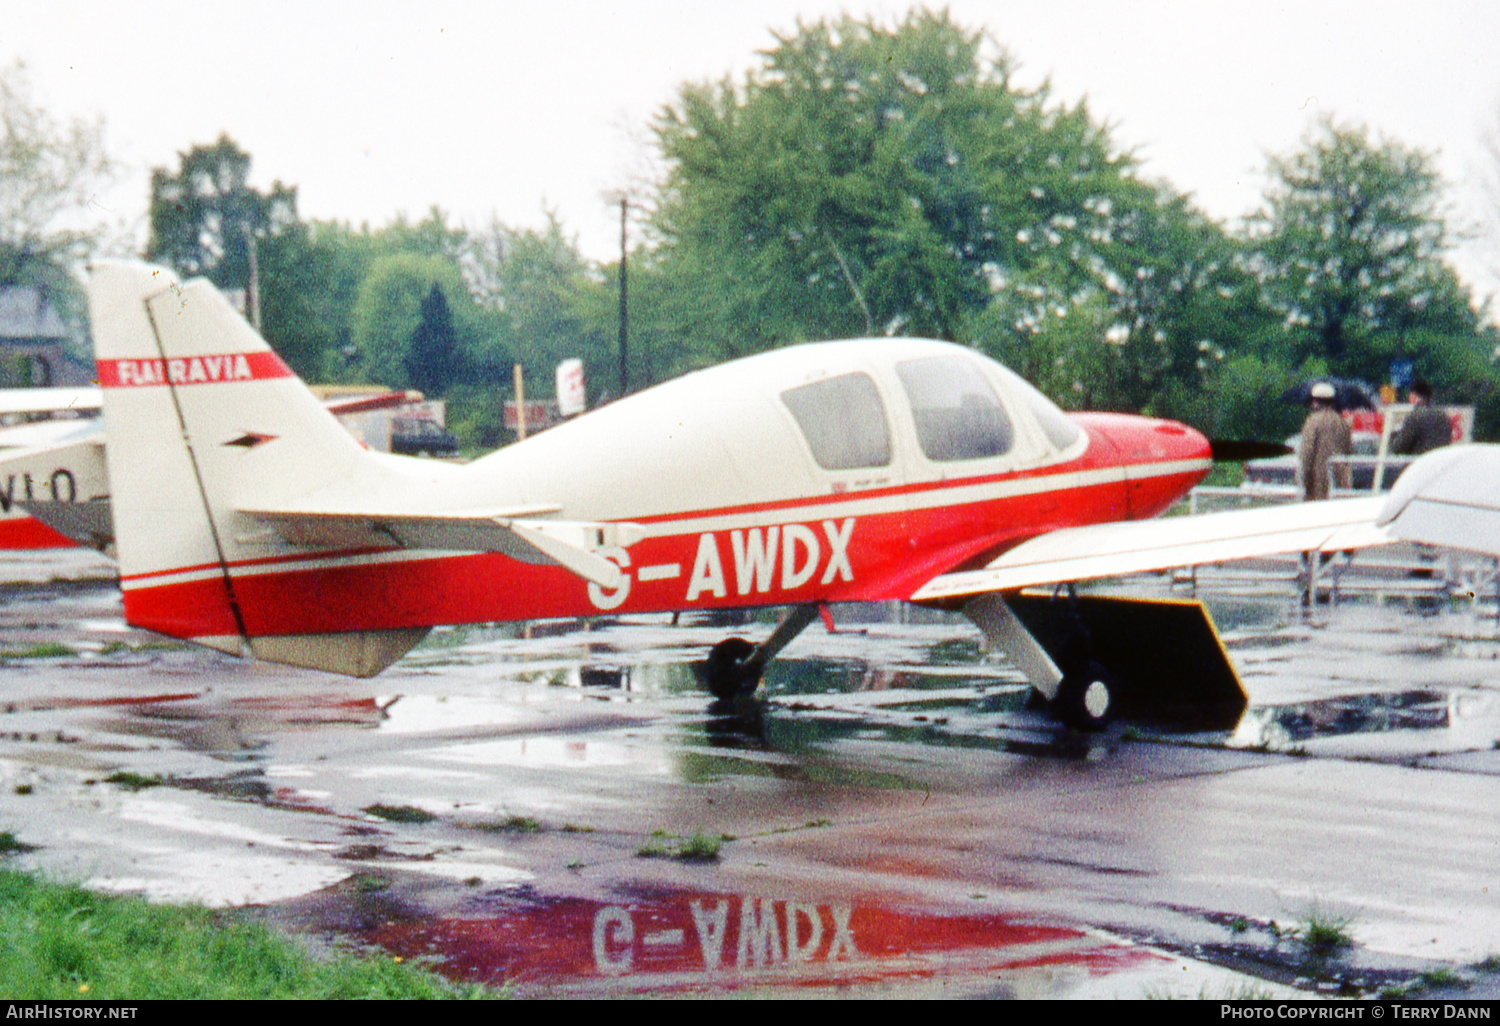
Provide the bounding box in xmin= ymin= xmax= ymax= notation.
xmin=90 ymin=262 xmax=427 ymax=675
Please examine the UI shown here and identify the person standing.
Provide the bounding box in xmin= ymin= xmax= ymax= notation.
xmin=1390 ymin=378 xmax=1451 ymax=455
xmin=1299 ymin=382 xmax=1351 ymax=501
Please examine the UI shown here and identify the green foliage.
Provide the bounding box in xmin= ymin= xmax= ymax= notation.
xmin=647 ymin=10 xmax=1279 ymax=422
xmin=96 ymin=37 xmax=1500 ymax=445
xmin=101 ymin=772 xmax=162 ymax=792
xmin=147 ymin=134 xmax=297 ymax=292
xmin=0 ymin=869 xmax=493 ymax=999
xmin=466 ymin=215 xmax=611 ymax=396
xmin=1250 ymin=117 xmax=1498 ymax=423
xmin=362 ymin=803 xmax=436 ymax=824
xmin=0 ymin=641 xmax=76 ymax=660
xmin=674 ymin=832 xmax=723 ymax=862
xmin=348 ymin=251 xmax=483 ymax=392
xmin=653 ymin=10 xmax=1146 ymax=356
xmin=404 ymin=283 xmax=461 ymax=396
xmin=1294 ymin=905 xmax=1356 ymax=959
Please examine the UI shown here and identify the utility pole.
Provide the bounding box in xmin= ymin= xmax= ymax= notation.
xmin=245 ymin=229 xmax=262 ymax=333
xmin=617 ymin=196 xmax=629 ymax=396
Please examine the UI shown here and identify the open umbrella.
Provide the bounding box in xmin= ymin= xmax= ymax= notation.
xmin=1278 ymin=378 xmax=1379 ymax=411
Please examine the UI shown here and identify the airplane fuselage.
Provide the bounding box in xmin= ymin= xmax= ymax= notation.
xmin=116 ymin=339 xmax=1211 ymax=641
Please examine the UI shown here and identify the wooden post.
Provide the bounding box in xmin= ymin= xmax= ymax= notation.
xmin=514 ymin=363 xmax=527 ymax=441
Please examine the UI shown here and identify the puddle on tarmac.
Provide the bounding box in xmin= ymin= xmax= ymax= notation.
xmin=364 ymin=885 xmax=1163 ymax=996
xmin=1232 ymin=687 xmax=1500 ymax=752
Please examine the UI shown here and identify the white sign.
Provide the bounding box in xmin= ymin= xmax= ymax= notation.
xmin=557 ymin=358 xmax=586 ymax=417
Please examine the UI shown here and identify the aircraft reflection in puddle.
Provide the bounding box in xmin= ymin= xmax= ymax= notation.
xmin=366 ymin=887 xmax=1162 ymax=995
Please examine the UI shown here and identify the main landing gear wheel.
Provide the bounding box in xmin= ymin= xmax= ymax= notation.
xmin=702 ymin=637 xmax=762 ymax=701
xmin=1055 ymin=661 xmax=1116 ymax=731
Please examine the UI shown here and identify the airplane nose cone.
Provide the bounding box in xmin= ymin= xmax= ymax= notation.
xmin=1086 ymin=415 xmax=1212 ymax=519
xmin=1107 ymin=417 xmax=1212 ymax=466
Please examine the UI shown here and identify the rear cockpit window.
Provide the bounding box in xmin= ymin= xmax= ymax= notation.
xmin=896 ymin=355 xmax=1014 ymax=461
xmin=781 ymin=372 xmax=892 ymax=470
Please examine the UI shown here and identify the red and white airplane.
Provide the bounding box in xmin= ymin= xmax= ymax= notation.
xmin=69 ymin=262 xmax=1398 ymax=728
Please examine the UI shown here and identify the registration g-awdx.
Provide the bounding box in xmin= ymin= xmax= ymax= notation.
xmin=64 ymin=262 xmax=1399 ymax=730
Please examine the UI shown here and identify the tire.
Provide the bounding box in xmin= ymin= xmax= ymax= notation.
xmin=1055 ymin=661 xmax=1116 ymax=731
xmin=702 ymin=637 xmax=760 ymax=701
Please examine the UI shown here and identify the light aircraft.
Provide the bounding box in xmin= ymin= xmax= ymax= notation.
xmin=58 ymin=262 xmax=1406 ymax=729
xmin=0 ymin=387 xmax=103 ymax=549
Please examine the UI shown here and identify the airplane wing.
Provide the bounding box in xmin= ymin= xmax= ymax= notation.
xmin=911 ymin=495 xmax=1390 ymax=602
xmin=1377 ymin=444 xmax=1500 ymax=556
xmin=0 ymin=387 xmax=101 ymax=417
xmin=239 ymin=502 xmax=645 ymax=589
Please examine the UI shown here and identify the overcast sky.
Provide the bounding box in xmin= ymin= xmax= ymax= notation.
xmin=5 ymin=0 xmax=1500 ymax=304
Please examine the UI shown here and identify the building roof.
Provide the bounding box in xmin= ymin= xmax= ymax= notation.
xmin=0 ymin=286 xmax=68 ymax=342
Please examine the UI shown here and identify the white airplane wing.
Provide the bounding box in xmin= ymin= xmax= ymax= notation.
xmin=1378 ymin=444 xmax=1500 ymax=556
xmin=0 ymin=387 xmax=100 ymax=418
xmin=239 ymin=502 xmax=645 ymax=589
xmin=912 ymin=496 xmax=1390 ymax=601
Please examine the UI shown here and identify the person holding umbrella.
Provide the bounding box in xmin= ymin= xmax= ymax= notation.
xmin=1299 ymin=381 xmax=1351 ymax=501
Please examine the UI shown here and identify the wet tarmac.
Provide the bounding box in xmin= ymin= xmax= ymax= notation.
xmin=3 ymin=549 xmax=1500 ymax=997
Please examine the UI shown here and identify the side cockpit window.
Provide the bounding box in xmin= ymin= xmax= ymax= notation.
xmin=781 ymin=372 xmax=892 ymax=470
xmin=896 ymin=355 xmax=1014 ymax=461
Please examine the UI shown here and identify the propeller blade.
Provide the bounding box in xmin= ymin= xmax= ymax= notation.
xmin=1210 ymin=439 xmax=1293 ymax=463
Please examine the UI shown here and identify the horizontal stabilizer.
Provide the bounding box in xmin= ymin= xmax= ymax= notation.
xmin=241 ymin=503 xmax=645 ymax=589
xmin=913 ymin=496 xmax=1389 ymax=601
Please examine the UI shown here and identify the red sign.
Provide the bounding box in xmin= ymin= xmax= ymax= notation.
xmin=503 ymin=399 xmax=560 ymax=431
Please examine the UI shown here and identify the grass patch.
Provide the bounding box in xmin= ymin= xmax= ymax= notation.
xmin=14 ymin=784 xmax=32 ymax=796
xmin=0 ymin=831 xmax=26 ymax=854
xmin=363 ymin=804 xmax=436 ymax=824
xmin=1294 ymin=906 xmax=1356 ymax=958
xmin=0 ymin=869 xmax=494 ymax=999
xmin=1419 ymin=967 xmax=1464 ymax=989
xmin=1475 ymin=954 xmax=1500 ymax=972
xmin=461 ymin=816 xmax=541 ymax=834
xmin=0 ymin=643 xmax=76 ymax=660
xmin=635 ymin=831 xmax=726 ymax=862
xmin=102 ymin=772 xmax=162 ymax=792
xmin=98 ymin=640 xmax=188 ymax=656
xmin=561 ymin=823 xmax=596 ymax=834
xmin=674 ymin=832 xmax=722 ymax=862
xmin=1145 ymin=980 xmax=1280 ymax=1000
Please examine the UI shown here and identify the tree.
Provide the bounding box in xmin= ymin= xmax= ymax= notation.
xmin=347 ymin=251 xmax=481 ymax=392
xmin=147 ymin=134 xmax=298 ymax=292
xmin=647 ymin=8 xmax=1268 ymax=427
xmin=0 ymin=61 xmax=117 ymax=319
xmin=464 ymin=215 xmax=610 ymax=393
xmin=404 ymin=283 xmax=460 ymax=396
xmin=652 ymin=11 xmax=1145 ymax=356
xmin=1250 ymin=119 xmax=1479 ymax=379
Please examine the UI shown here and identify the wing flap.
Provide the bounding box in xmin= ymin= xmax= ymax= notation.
xmin=912 ymin=496 xmax=1390 ymax=602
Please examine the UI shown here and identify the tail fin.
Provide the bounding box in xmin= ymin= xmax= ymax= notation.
xmin=90 ymin=262 xmax=428 ymax=675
